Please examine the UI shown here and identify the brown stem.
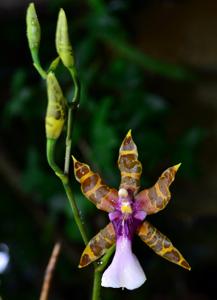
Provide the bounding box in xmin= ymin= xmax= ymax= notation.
xmin=39 ymin=242 xmax=61 ymax=300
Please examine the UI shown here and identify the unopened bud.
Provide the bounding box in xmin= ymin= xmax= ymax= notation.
xmin=26 ymin=3 xmax=41 ymax=52
xmin=46 ymin=72 xmax=66 ymax=139
xmin=56 ymin=9 xmax=74 ymax=68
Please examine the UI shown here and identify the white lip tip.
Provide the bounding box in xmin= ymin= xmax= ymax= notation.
xmin=101 ymin=276 xmax=146 ymax=290
xmin=101 ymin=237 xmax=146 ymax=290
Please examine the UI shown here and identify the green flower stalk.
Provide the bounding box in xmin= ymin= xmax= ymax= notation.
xmin=56 ymin=9 xmax=74 ymax=69
xmin=26 ymin=4 xmax=111 ymax=300
xmin=46 ymin=72 xmax=66 ymax=140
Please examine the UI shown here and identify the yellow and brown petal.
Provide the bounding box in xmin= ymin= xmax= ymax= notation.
xmin=79 ymin=222 xmax=116 ymax=268
xmin=72 ymin=156 xmax=118 ymax=212
xmin=118 ymin=130 xmax=142 ymax=195
xmin=137 ymin=221 xmax=191 ymax=270
xmin=135 ymin=164 xmax=181 ymax=215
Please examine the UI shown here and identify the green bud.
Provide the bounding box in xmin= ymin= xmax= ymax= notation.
xmin=46 ymin=72 xmax=66 ymax=139
xmin=26 ymin=3 xmax=41 ymax=52
xmin=56 ymin=9 xmax=74 ymax=68
xmin=48 ymin=57 xmax=61 ymax=72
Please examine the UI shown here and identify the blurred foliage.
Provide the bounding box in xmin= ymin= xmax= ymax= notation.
xmin=0 ymin=0 xmax=215 ymax=300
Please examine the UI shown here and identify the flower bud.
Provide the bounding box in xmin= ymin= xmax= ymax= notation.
xmin=26 ymin=3 xmax=41 ymax=52
xmin=56 ymin=9 xmax=74 ymax=68
xmin=46 ymin=72 xmax=66 ymax=139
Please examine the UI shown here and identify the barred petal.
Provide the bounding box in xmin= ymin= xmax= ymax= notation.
xmin=137 ymin=221 xmax=191 ymax=270
xmin=79 ymin=223 xmax=116 ymax=268
xmin=118 ymin=130 xmax=142 ymax=194
xmin=135 ymin=164 xmax=181 ymax=214
xmin=72 ymin=156 xmax=118 ymax=212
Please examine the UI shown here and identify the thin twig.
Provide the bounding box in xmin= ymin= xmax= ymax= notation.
xmin=39 ymin=242 xmax=61 ymax=300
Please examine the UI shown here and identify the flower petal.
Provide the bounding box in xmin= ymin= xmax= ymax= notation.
xmin=72 ymin=156 xmax=118 ymax=212
xmin=137 ymin=220 xmax=191 ymax=270
xmin=135 ymin=164 xmax=181 ymax=214
xmin=101 ymin=237 xmax=146 ymax=290
xmin=79 ymin=223 xmax=116 ymax=268
xmin=118 ymin=130 xmax=142 ymax=195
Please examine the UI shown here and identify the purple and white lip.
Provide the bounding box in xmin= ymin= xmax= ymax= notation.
xmin=101 ymin=188 xmax=147 ymax=290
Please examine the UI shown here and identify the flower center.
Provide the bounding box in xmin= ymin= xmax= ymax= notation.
xmin=109 ymin=188 xmax=146 ymax=240
xmin=118 ymin=188 xmax=132 ymax=214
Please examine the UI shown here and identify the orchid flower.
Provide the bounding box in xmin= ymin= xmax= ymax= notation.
xmin=72 ymin=130 xmax=190 ymax=290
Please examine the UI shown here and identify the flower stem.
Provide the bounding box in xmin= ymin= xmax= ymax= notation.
xmin=62 ymin=182 xmax=88 ymax=245
xmin=92 ymin=245 xmax=115 ymax=300
xmin=46 ymin=139 xmax=65 ymax=180
xmin=64 ymin=66 xmax=80 ymax=175
xmin=31 ymin=49 xmax=47 ymax=79
xmin=46 ymin=139 xmax=88 ymax=245
xmin=64 ymin=106 xmax=73 ymax=175
xmin=92 ymin=269 xmax=101 ymax=300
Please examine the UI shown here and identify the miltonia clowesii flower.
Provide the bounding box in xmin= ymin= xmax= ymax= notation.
xmin=72 ymin=130 xmax=191 ymax=290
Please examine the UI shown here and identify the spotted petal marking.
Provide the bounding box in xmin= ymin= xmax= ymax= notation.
xmin=118 ymin=130 xmax=142 ymax=194
xmin=79 ymin=222 xmax=116 ymax=268
xmin=137 ymin=221 xmax=191 ymax=270
xmin=135 ymin=164 xmax=180 ymax=214
xmin=72 ymin=156 xmax=118 ymax=212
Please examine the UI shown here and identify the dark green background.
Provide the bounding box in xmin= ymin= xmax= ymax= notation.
xmin=0 ymin=0 xmax=216 ymax=299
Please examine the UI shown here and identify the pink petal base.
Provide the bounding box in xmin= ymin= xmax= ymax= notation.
xmin=101 ymin=237 xmax=146 ymax=290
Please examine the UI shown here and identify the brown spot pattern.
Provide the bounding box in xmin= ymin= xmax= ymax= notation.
xmin=54 ymin=110 xmax=61 ymax=120
xmin=135 ymin=164 xmax=179 ymax=214
xmin=181 ymin=260 xmax=191 ymax=270
xmin=119 ymin=154 xmax=141 ymax=173
xmin=148 ymin=186 xmax=164 ymax=209
xmin=138 ymin=221 xmax=191 ymax=270
xmin=153 ymin=240 xmax=163 ymax=252
xmin=163 ymin=250 xmax=180 ymax=262
xmin=95 ymin=186 xmax=110 ymax=201
xmin=97 ymin=190 xmax=118 ymax=212
xmin=75 ymin=161 xmax=83 ymax=169
xmin=72 ymin=157 xmax=118 ymax=212
xmin=122 ymin=136 xmax=135 ymax=151
xmin=82 ymin=174 xmax=98 ymax=193
xmin=79 ymin=254 xmax=91 ymax=267
xmin=76 ymin=165 xmax=89 ymax=179
xmin=79 ymin=223 xmax=116 ymax=268
xmin=118 ymin=130 xmax=142 ymax=194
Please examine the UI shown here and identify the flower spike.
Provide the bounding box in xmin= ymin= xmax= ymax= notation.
xmin=79 ymin=223 xmax=116 ymax=268
xmin=72 ymin=156 xmax=118 ymax=212
xmin=138 ymin=221 xmax=191 ymax=270
xmin=118 ymin=130 xmax=142 ymax=194
xmin=135 ymin=164 xmax=181 ymax=214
